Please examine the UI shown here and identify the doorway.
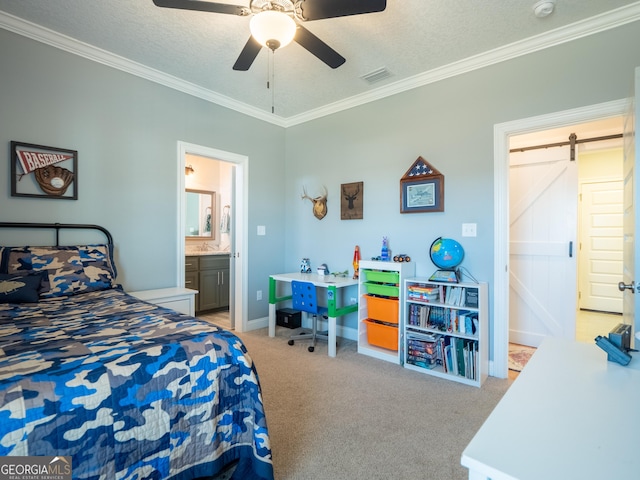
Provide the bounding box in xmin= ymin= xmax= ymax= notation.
xmin=508 ymin=122 xmax=623 ymax=346
xmin=185 ymin=154 xmax=234 ymax=329
xmin=493 ymin=99 xmax=628 ymax=378
xmin=176 ymin=141 xmax=249 ymax=333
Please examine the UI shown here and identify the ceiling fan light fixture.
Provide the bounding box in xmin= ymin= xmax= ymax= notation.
xmin=250 ymin=10 xmax=296 ymax=50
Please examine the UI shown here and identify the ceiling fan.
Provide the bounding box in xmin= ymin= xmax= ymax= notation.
xmin=152 ymin=0 xmax=387 ymax=71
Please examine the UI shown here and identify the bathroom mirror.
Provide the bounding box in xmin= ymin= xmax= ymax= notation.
xmin=185 ymin=189 xmax=215 ymax=239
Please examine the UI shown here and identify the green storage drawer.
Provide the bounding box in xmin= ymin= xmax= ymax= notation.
xmin=364 ymin=282 xmax=399 ymax=298
xmin=363 ymin=269 xmax=400 ymax=284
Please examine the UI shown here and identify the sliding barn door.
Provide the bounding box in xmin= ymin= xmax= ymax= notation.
xmin=509 ymin=146 xmax=578 ymax=346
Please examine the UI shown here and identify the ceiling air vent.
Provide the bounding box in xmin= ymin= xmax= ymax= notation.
xmin=360 ymin=67 xmax=393 ymax=85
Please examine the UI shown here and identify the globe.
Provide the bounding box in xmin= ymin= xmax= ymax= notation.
xmin=430 ymin=237 xmax=464 ymax=269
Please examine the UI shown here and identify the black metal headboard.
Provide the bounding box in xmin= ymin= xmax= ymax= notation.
xmin=0 ymin=222 xmax=113 ymax=246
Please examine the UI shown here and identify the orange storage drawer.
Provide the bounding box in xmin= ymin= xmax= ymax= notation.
xmin=364 ymin=319 xmax=398 ymax=351
xmin=366 ymin=295 xmax=399 ymax=324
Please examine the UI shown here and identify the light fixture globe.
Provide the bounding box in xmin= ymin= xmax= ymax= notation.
xmin=250 ymin=10 xmax=296 ymax=50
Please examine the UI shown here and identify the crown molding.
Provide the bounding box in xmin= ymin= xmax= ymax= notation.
xmin=283 ymin=2 xmax=640 ymax=127
xmin=2 ymin=3 xmax=639 ymax=129
xmin=0 ymin=11 xmax=287 ymax=127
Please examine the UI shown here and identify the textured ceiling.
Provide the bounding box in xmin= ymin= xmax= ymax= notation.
xmin=1 ymin=0 xmax=639 ymax=124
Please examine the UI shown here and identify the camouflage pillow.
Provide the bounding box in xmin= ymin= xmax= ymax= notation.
xmin=0 ymin=272 xmax=46 ymax=303
xmin=0 ymin=245 xmax=117 ymax=298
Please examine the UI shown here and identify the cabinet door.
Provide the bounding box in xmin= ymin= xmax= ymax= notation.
xmin=199 ymin=269 xmax=220 ymax=311
xmin=218 ymin=268 xmax=230 ymax=308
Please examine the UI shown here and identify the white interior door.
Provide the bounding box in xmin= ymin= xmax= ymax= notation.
xmin=621 ymin=68 xmax=639 ymax=346
xmin=509 ymin=147 xmax=578 ymax=346
xmin=578 ymin=180 xmax=623 ymax=313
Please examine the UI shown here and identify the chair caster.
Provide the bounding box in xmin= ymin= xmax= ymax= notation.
xmin=308 ymin=346 xmax=315 ymax=352
xmin=288 ymin=340 xmax=294 ymax=346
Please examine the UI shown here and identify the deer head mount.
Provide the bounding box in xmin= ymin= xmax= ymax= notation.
xmin=342 ymin=183 xmax=360 ymax=210
xmin=301 ymin=185 xmax=328 ymax=220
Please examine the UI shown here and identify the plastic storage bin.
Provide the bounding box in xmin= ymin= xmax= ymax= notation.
xmin=364 ymin=282 xmax=399 ymax=297
xmin=365 ymin=295 xmax=399 ymax=324
xmin=363 ymin=269 xmax=400 ymax=284
xmin=364 ymin=319 xmax=398 ymax=351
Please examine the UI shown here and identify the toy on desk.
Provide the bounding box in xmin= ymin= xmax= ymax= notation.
xmin=300 ymin=258 xmax=312 ymax=274
xmin=317 ymin=263 xmax=329 ymax=276
xmin=393 ymin=254 xmax=411 ymax=262
xmin=381 ymin=236 xmax=390 ymax=261
xmin=352 ymin=245 xmax=360 ymax=279
xmin=332 ymin=270 xmax=349 ymax=278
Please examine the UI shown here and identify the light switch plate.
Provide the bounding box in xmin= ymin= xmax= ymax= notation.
xmin=462 ymin=223 xmax=477 ymax=237
xmin=257 ymin=225 xmax=266 ymax=236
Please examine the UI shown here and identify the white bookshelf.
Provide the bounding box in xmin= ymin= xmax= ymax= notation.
xmin=403 ymin=278 xmax=488 ymax=387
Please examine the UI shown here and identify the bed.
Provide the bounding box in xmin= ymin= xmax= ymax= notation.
xmin=0 ymin=222 xmax=273 ymax=480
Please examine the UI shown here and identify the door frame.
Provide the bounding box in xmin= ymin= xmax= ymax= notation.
xmin=176 ymin=141 xmax=249 ymax=333
xmin=493 ymin=99 xmax=627 ymax=378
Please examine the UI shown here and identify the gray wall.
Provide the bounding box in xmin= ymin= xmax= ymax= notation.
xmin=284 ymin=22 xmax=640 ymax=334
xmin=2 ymin=21 xmax=640 ymax=344
xmin=0 ymin=29 xmax=286 ymax=324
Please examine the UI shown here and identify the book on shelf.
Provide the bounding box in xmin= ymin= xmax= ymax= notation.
xmin=437 ymin=337 xmax=478 ymax=380
xmin=465 ymin=288 xmax=479 ymax=308
xmin=407 ymin=284 xmax=440 ymax=302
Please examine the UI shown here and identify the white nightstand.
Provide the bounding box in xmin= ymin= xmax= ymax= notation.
xmin=129 ymin=287 xmax=198 ymax=316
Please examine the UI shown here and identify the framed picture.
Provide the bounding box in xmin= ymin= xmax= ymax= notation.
xmin=11 ymin=141 xmax=78 ymax=200
xmin=400 ymin=156 xmax=444 ymax=213
xmin=340 ymin=181 xmax=363 ymax=220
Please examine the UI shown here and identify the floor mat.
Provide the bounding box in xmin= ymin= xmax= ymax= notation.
xmin=508 ymin=343 xmax=537 ymax=372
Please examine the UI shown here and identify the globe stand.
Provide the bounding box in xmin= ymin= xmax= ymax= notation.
xmin=429 ymin=268 xmax=460 ymax=283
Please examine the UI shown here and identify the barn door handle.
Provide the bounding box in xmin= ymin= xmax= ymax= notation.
xmin=569 ymin=241 xmax=573 ymax=258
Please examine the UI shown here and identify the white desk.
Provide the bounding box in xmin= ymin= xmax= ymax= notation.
xmin=461 ymin=337 xmax=640 ymax=480
xmin=268 ymin=273 xmax=358 ymax=357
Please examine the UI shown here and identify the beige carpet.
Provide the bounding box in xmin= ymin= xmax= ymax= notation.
xmin=231 ymin=327 xmax=512 ymax=480
xmin=508 ymin=343 xmax=537 ymax=372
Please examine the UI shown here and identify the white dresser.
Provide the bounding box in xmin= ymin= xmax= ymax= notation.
xmin=461 ymin=337 xmax=639 ymax=480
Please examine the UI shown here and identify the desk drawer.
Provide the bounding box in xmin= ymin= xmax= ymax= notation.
xmin=185 ymin=256 xmax=199 ymax=272
xmin=200 ymin=255 xmax=229 ymax=270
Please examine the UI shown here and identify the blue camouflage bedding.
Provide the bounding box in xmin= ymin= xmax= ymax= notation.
xmin=0 ymin=287 xmax=273 ymax=480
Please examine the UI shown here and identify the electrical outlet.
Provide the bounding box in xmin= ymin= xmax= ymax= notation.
xmin=350 ymin=297 xmax=357 ymax=305
xmin=256 ymin=290 xmax=262 ymax=301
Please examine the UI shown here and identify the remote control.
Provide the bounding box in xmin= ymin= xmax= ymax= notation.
xmin=595 ymin=335 xmax=632 ymax=366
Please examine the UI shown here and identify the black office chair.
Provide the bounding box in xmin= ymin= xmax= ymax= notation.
xmin=288 ymin=280 xmax=328 ymax=352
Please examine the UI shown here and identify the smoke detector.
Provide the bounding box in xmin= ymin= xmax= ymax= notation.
xmin=533 ymin=0 xmax=556 ymax=18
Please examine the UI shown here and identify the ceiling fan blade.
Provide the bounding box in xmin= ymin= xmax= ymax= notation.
xmin=294 ymin=25 xmax=345 ymax=69
xmin=297 ymin=0 xmax=386 ymax=21
xmin=152 ymin=0 xmax=247 ymax=16
xmin=233 ymin=36 xmax=262 ymax=71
